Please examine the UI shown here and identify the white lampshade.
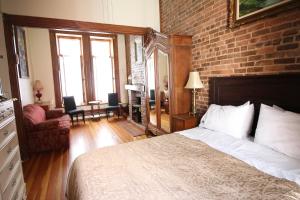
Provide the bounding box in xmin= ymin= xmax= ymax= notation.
xmin=33 ymin=80 xmax=44 ymax=91
xmin=185 ymin=71 xmax=204 ymax=89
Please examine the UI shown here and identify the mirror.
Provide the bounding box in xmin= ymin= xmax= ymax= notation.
xmin=147 ymin=52 xmax=157 ymax=126
xmin=157 ymin=50 xmax=170 ymax=132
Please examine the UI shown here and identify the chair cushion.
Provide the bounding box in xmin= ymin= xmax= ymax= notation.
xmin=68 ymin=109 xmax=84 ymax=115
xmin=106 ymin=105 xmax=119 ymax=109
xmin=23 ymin=104 xmax=46 ymax=125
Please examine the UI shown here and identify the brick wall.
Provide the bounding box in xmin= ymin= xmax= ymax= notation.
xmin=160 ymin=0 xmax=300 ymax=114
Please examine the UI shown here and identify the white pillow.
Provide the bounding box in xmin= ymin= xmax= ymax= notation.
xmin=273 ymin=104 xmax=284 ymax=111
xmin=199 ymin=102 xmax=254 ymax=139
xmin=254 ymin=104 xmax=300 ymax=160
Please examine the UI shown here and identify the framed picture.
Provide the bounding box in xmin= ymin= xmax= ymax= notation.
xmin=134 ymin=37 xmax=143 ymax=64
xmin=15 ymin=27 xmax=29 ymax=78
xmin=228 ymin=0 xmax=299 ymax=27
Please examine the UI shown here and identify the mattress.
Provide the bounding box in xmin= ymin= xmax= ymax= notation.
xmin=180 ymin=127 xmax=300 ymax=185
xmin=66 ymin=133 xmax=300 ymax=200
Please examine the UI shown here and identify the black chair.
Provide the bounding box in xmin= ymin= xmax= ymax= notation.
xmin=149 ymin=89 xmax=156 ymax=109
xmin=63 ymin=96 xmax=85 ymax=125
xmin=106 ymin=93 xmax=120 ymax=120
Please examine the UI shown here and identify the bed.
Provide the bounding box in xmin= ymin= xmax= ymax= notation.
xmin=66 ymin=74 xmax=300 ymax=200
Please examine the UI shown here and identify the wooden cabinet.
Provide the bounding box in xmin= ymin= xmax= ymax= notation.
xmin=172 ymin=113 xmax=198 ymax=132
xmin=144 ymin=30 xmax=193 ymax=135
xmin=0 ymin=100 xmax=26 ymax=200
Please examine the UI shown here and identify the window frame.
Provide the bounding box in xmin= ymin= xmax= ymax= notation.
xmin=56 ymin=34 xmax=86 ymax=105
xmin=90 ymin=37 xmax=116 ymax=103
xmin=49 ymin=30 xmax=120 ymax=108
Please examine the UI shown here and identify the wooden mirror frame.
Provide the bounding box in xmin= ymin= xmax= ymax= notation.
xmin=144 ymin=30 xmax=170 ymax=135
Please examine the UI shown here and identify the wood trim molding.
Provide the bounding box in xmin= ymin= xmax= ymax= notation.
xmin=49 ymin=30 xmax=63 ymax=108
xmin=3 ymin=17 xmax=29 ymax=159
xmin=82 ymin=33 xmax=94 ymax=102
xmin=112 ymin=36 xmax=121 ymax=102
xmin=3 ymin=14 xmax=150 ymax=35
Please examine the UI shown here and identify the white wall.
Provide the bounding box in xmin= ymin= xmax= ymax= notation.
xmin=25 ymin=28 xmax=55 ymax=107
xmin=117 ymin=34 xmax=128 ymax=103
xmin=1 ymin=0 xmax=160 ymax=31
xmin=18 ymin=78 xmax=34 ymax=105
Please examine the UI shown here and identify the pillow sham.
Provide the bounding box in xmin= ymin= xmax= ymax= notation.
xmin=273 ymin=104 xmax=284 ymax=111
xmin=254 ymin=104 xmax=300 ymax=160
xmin=199 ymin=102 xmax=254 ymax=139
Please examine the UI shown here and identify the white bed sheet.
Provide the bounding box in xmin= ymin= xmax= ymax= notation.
xmin=179 ymin=127 xmax=300 ymax=185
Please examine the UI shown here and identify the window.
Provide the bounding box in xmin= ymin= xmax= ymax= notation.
xmin=91 ymin=38 xmax=115 ymax=103
xmin=50 ymin=31 xmax=119 ymax=107
xmin=57 ymin=35 xmax=85 ymax=105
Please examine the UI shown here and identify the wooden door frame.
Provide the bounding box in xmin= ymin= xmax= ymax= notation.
xmin=2 ymin=13 xmax=149 ymax=159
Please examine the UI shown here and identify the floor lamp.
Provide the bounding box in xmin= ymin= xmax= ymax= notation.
xmin=185 ymin=71 xmax=204 ymax=115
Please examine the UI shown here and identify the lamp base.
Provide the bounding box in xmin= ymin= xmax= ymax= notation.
xmin=191 ymin=88 xmax=197 ymax=116
xmin=36 ymin=90 xmax=42 ymax=102
xmin=189 ymin=111 xmax=198 ymax=116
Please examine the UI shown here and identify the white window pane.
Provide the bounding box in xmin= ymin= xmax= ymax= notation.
xmin=58 ymin=37 xmax=84 ymax=106
xmin=91 ymin=39 xmax=114 ymax=103
xmin=58 ymin=38 xmax=81 ymax=56
xmin=91 ymin=40 xmax=110 ymax=57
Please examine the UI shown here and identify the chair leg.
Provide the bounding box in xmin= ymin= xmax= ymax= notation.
xmin=77 ymin=114 xmax=79 ymax=123
xmin=106 ymin=109 xmax=108 ymax=120
xmin=71 ymin=115 xmax=74 ymax=125
xmin=118 ymin=108 xmax=120 ymax=118
xmin=83 ymin=112 xmax=85 ymax=124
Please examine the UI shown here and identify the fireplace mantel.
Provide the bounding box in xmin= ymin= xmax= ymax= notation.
xmin=125 ymin=84 xmax=145 ymax=92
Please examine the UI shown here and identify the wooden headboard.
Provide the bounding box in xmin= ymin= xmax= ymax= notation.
xmin=209 ymin=74 xmax=300 ymax=136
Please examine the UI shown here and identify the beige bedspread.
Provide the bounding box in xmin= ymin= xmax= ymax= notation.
xmin=67 ymin=133 xmax=300 ymax=200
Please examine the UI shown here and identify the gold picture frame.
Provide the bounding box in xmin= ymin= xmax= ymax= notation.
xmin=228 ymin=0 xmax=299 ymax=28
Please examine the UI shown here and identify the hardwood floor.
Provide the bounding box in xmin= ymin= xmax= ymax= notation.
xmin=22 ymin=118 xmax=145 ymax=200
xmin=150 ymin=110 xmax=170 ymax=132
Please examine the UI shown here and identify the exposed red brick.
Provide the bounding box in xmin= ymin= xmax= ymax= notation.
xmin=285 ymin=64 xmax=300 ymax=70
xmin=270 ymin=23 xmax=292 ymax=32
xmin=274 ymin=58 xmax=295 ymax=64
xmin=277 ymin=43 xmax=299 ymax=51
xmin=240 ymin=62 xmax=254 ymax=67
xmin=264 ymin=65 xmax=286 ymax=71
xmin=252 ymin=28 xmax=270 ymax=37
xmin=247 ymin=67 xmax=263 ymax=73
xmin=159 ymin=0 xmax=300 ymax=113
xmin=255 ymin=60 xmax=274 ymax=66
xmin=282 ymin=37 xmax=294 ymax=43
xmin=283 ymin=29 xmax=298 ymax=36
xmin=234 ymin=68 xmax=246 ymax=73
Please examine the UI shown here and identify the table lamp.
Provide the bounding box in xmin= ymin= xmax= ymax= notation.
xmin=33 ymin=80 xmax=44 ymax=102
xmin=185 ymin=71 xmax=204 ymax=115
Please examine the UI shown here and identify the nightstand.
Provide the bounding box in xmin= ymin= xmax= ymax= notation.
xmin=172 ymin=113 xmax=198 ymax=132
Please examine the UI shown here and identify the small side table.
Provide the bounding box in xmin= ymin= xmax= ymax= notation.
xmin=172 ymin=113 xmax=198 ymax=132
xmin=119 ymin=103 xmax=129 ymax=118
xmin=88 ymin=100 xmax=102 ymax=120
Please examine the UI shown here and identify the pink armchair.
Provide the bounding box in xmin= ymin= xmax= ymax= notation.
xmin=23 ymin=104 xmax=71 ymax=153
